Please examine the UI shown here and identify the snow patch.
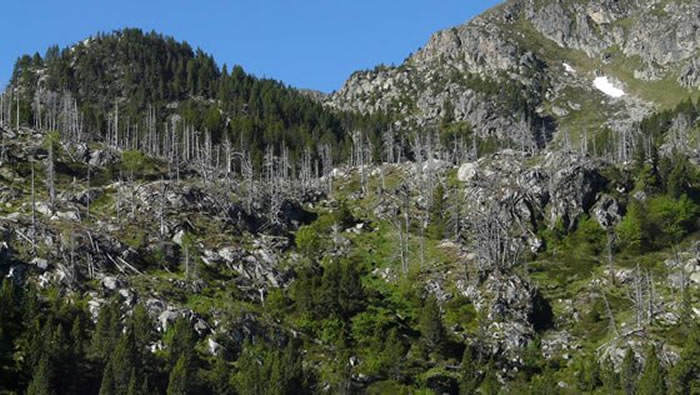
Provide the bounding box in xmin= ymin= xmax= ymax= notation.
xmin=593 ymin=76 xmax=625 ymax=98
xmin=562 ymin=63 xmax=576 ymax=74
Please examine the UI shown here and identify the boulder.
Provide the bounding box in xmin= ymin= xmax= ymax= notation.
xmin=592 ymin=194 xmax=622 ymax=228
xmin=458 ymin=162 xmax=477 ymax=182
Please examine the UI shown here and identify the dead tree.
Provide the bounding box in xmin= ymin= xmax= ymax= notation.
xmin=319 ymin=143 xmax=333 ymax=194
xmin=606 ymin=231 xmax=616 ymax=285
xmin=626 ymin=263 xmax=659 ymax=330
xmin=467 ymin=192 xmax=524 ymax=272
xmin=31 ymin=162 xmax=37 ymax=253
xmin=46 ymin=137 xmax=56 ymax=210
xmin=388 ymin=182 xmax=411 ymax=274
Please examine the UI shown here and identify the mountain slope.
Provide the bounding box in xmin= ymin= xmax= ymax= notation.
xmin=328 ymin=0 xmax=699 ymax=149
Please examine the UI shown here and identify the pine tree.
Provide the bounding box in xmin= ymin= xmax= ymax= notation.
xmin=621 ymin=347 xmax=638 ymax=395
xmin=27 ymin=354 xmax=53 ymax=395
xmin=637 ymin=345 xmax=666 ymax=395
xmin=109 ymin=328 xmax=138 ymax=391
xmin=576 ymin=352 xmax=601 ymax=392
xmin=167 ymin=317 xmax=196 ymax=367
xmin=428 ymin=183 xmax=447 ymax=240
xmin=382 ymin=328 xmax=406 ymax=380
xmin=600 ymin=356 xmax=619 ymax=393
xmin=419 ymin=295 xmax=445 ymax=354
xmin=669 ymin=327 xmax=700 ymax=394
xmin=98 ymin=361 xmax=115 ymax=395
xmin=338 ymin=261 xmax=365 ymax=318
xmin=210 ymin=356 xmax=233 ymax=395
xmin=459 ymin=346 xmax=480 ymax=394
xmin=167 ymin=354 xmax=190 ymax=395
xmin=91 ymin=301 xmax=121 ymax=361
xmin=126 ymin=370 xmax=139 ymax=395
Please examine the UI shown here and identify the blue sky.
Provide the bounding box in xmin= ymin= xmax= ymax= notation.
xmin=0 ymin=1 xmax=501 ymax=93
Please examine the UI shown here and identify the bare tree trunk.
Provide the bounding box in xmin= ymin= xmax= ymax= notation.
xmin=47 ymin=142 xmax=56 ymax=210
xmin=86 ymin=164 xmax=91 ymax=220
xmin=31 ymin=163 xmax=36 ymax=253
xmin=16 ymin=92 xmax=20 ymax=131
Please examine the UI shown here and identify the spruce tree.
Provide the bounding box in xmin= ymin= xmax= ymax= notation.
xmin=210 ymin=356 xmax=233 ymax=395
xmin=98 ymin=361 xmax=115 ymax=395
xmin=638 ymin=345 xmax=666 ymax=395
xmin=91 ymin=301 xmax=121 ymax=361
xmin=600 ymin=356 xmax=619 ymax=393
xmin=621 ymin=348 xmax=638 ymax=395
xmin=459 ymin=346 xmax=480 ymax=394
xmin=167 ymin=354 xmax=190 ymax=395
xmin=669 ymin=327 xmax=700 ymax=394
xmin=428 ymin=183 xmax=447 ymax=240
xmin=27 ymin=354 xmax=53 ymax=395
xmin=419 ymin=295 xmax=445 ymax=353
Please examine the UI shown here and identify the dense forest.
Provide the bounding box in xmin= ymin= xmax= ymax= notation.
xmin=4 ymin=29 xmax=393 ymax=170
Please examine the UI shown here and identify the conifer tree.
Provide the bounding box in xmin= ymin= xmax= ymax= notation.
xmin=459 ymin=346 xmax=480 ymax=394
xmin=638 ymin=345 xmax=666 ymax=395
xmin=167 ymin=354 xmax=190 ymax=395
xmin=621 ymin=348 xmax=638 ymax=395
xmin=91 ymin=301 xmax=121 ymax=361
xmin=428 ymin=182 xmax=447 ymax=240
xmin=669 ymin=327 xmax=700 ymax=394
xmin=210 ymin=356 xmax=233 ymax=395
xmin=600 ymin=356 xmax=619 ymax=393
xmin=419 ymin=295 xmax=445 ymax=353
xmin=27 ymin=354 xmax=53 ymax=395
xmin=98 ymin=361 xmax=115 ymax=395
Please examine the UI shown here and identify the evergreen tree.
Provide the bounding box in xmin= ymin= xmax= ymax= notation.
xmin=91 ymin=301 xmax=121 ymax=361
xmin=576 ymin=352 xmax=601 ymax=392
xmin=338 ymin=261 xmax=365 ymax=318
xmin=637 ymin=345 xmax=666 ymax=395
xmin=600 ymin=356 xmax=619 ymax=393
xmin=109 ymin=328 xmax=138 ymax=391
xmin=459 ymin=346 xmax=480 ymax=394
xmin=98 ymin=360 xmax=116 ymax=395
xmin=669 ymin=327 xmax=700 ymax=394
xmin=428 ymin=183 xmax=447 ymax=240
xmin=621 ymin=348 xmax=638 ymax=395
xmin=210 ymin=356 xmax=233 ymax=395
xmin=166 ymin=317 xmax=197 ymax=367
xmin=382 ymin=328 xmax=406 ymax=380
xmin=167 ymin=354 xmax=190 ymax=395
xmin=26 ymin=354 xmax=53 ymax=395
xmin=419 ymin=296 xmax=445 ymax=353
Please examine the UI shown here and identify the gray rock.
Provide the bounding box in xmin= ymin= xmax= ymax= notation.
xmin=457 ymin=162 xmax=477 ymax=182
xmin=30 ymin=257 xmax=49 ymax=271
xmin=592 ymin=194 xmax=622 ymax=229
xmin=101 ymin=276 xmax=120 ymax=291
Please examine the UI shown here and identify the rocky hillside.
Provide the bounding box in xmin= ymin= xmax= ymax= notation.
xmin=0 ymin=1 xmax=699 ymax=394
xmin=328 ymin=0 xmax=699 ymax=149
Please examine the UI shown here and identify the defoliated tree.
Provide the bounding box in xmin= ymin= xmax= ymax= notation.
xmin=43 ymin=131 xmax=60 ymax=210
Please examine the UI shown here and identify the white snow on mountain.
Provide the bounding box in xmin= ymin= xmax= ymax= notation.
xmin=593 ymin=76 xmax=625 ymax=98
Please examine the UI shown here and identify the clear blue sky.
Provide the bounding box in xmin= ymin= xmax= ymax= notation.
xmin=0 ymin=1 xmax=501 ymax=93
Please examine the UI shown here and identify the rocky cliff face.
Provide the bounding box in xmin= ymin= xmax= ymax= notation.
xmin=328 ymin=0 xmax=699 ymax=147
